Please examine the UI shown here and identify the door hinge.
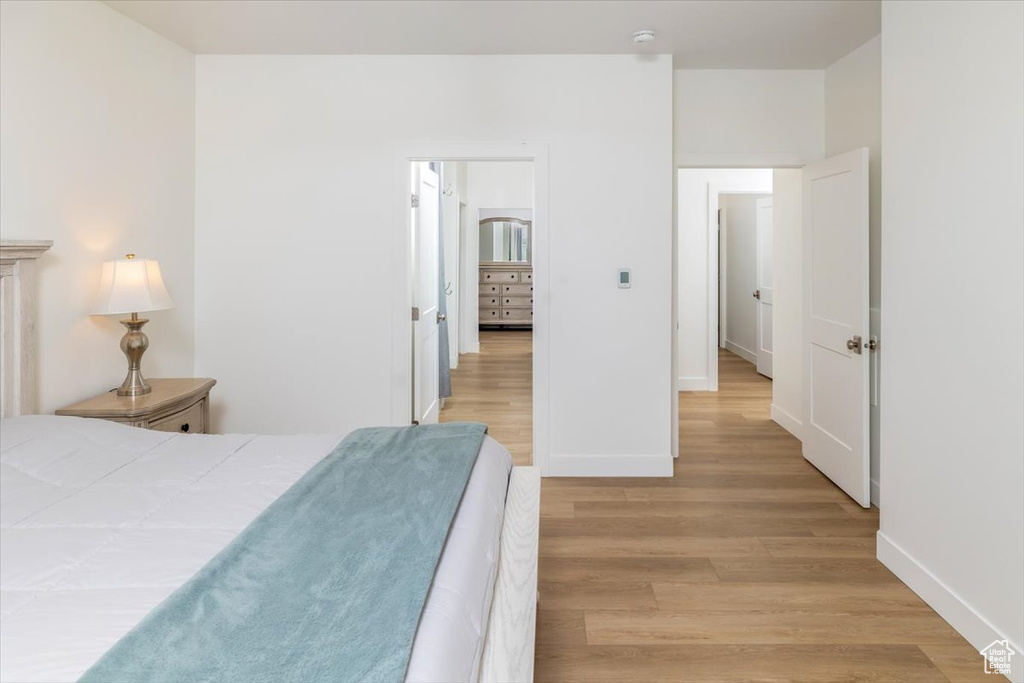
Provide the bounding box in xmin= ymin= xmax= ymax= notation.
xmin=411 ymin=193 xmax=420 ymax=208
xmin=411 ymin=306 xmax=420 ymax=321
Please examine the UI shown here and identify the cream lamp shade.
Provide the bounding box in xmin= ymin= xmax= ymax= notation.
xmin=91 ymin=254 xmax=174 ymax=397
xmin=92 ymin=256 xmax=174 ymax=315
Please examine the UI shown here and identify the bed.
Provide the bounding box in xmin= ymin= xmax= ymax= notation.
xmin=0 ymin=241 xmax=539 ymax=683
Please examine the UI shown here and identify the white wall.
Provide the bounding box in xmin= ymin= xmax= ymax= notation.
xmin=461 ymin=161 xmax=534 ymax=354
xmin=721 ymin=193 xmax=768 ymax=362
xmin=677 ymin=169 xmax=772 ymax=390
xmin=770 ymin=170 xmax=803 ymax=439
xmin=825 ymin=35 xmax=882 ymax=505
xmin=674 ymin=70 xmax=824 ymax=165
xmin=195 ymin=55 xmax=674 ymax=477
xmin=0 ymin=0 xmax=195 ymax=413
xmin=878 ymin=0 xmax=1023 ymax=658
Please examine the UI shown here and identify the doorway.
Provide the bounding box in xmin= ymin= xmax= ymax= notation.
xmin=397 ymin=145 xmax=547 ymax=470
xmin=420 ymin=160 xmax=535 ymax=465
xmin=676 ymin=168 xmax=773 ymax=395
xmin=718 ymin=191 xmax=774 ymax=378
xmin=675 ymin=154 xmax=875 ymax=509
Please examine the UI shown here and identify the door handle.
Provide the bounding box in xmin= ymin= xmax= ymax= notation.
xmin=846 ymin=335 xmax=863 ymax=354
xmin=436 ymin=312 xmax=447 ymax=324
xmin=753 ymin=290 xmax=761 ymax=300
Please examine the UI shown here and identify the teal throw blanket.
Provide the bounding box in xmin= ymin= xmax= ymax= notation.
xmin=80 ymin=422 xmax=488 ymax=683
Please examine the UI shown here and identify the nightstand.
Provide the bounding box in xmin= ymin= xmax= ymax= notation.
xmin=56 ymin=378 xmax=217 ymax=434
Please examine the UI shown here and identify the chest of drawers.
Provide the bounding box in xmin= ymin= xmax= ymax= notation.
xmin=479 ymin=265 xmax=533 ymax=328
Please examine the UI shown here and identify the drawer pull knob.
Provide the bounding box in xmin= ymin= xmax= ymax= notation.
xmin=486 ymin=274 xmax=491 ymax=279
xmin=180 ymin=423 xmax=190 ymax=433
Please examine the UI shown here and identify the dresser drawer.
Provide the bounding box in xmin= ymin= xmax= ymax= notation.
xmin=480 ymin=295 xmax=500 ymax=308
xmin=149 ymin=399 xmax=205 ymax=434
xmin=479 ymin=283 xmax=500 ymax=295
xmin=480 ymin=270 xmax=519 ymax=284
xmin=502 ymin=295 xmax=533 ymax=309
xmin=501 ymin=308 xmax=533 ymax=323
xmin=480 ymin=307 xmax=501 ymax=322
xmin=502 ymin=283 xmax=533 ymax=296
xmin=519 ymin=270 xmax=533 ymax=283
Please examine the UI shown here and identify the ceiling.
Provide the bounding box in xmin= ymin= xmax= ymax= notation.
xmin=104 ymin=0 xmax=879 ymax=69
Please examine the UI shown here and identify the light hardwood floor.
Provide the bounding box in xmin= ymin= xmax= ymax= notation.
xmin=440 ymin=330 xmax=534 ymax=465
xmin=442 ymin=331 xmax=997 ymax=682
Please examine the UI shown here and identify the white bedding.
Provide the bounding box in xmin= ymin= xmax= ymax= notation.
xmin=0 ymin=415 xmax=512 ymax=683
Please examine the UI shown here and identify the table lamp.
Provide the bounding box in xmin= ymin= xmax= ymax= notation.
xmin=91 ymin=254 xmax=174 ymax=397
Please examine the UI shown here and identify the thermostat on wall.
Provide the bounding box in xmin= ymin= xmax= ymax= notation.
xmin=618 ymin=268 xmax=632 ymax=288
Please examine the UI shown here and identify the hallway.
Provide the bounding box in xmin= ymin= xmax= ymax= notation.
xmin=446 ymin=336 xmax=994 ymax=682
xmin=440 ymin=330 xmax=533 ymax=465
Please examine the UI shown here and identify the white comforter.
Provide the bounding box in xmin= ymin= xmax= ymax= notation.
xmin=0 ymin=416 xmax=512 ymax=683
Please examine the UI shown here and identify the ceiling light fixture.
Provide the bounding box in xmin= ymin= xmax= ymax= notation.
xmin=633 ymin=30 xmax=655 ymax=44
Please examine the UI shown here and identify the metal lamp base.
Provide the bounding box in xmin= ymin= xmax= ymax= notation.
xmin=117 ymin=314 xmax=151 ymax=397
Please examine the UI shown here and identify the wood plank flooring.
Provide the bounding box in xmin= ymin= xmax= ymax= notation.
xmin=440 ymin=330 xmax=533 ymax=465
xmin=442 ymin=332 xmax=997 ymax=682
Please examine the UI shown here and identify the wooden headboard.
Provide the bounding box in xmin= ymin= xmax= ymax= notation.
xmin=0 ymin=240 xmax=52 ymax=418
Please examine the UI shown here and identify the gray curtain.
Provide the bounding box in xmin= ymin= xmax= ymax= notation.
xmin=437 ymin=186 xmax=452 ymax=399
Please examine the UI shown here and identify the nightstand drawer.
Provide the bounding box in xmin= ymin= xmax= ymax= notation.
xmin=150 ymin=399 xmax=205 ymax=434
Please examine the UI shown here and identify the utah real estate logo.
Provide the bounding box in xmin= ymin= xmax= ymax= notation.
xmin=980 ymin=639 xmax=1015 ymax=676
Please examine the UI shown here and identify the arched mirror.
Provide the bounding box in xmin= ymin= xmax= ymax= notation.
xmin=479 ymin=217 xmax=531 ymax=264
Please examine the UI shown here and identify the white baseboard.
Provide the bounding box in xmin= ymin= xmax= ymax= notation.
xmin=679 ymin=376 xmax=709 ymax=391
xmin=870 ymin=478 xmax=880 ymax=508
xmin=770 ymin=403 xmax=803 ymax=440
xmin=877 ymin=531 xmax=1022 ymax=661
xmin=548 ymin=453 xmax=673 ymax=477
xmin=723 ymin=340 xmax=757 ymax=364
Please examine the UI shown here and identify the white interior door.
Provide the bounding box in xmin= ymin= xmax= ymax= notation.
xmin=413 ymin=162 xmax=440 ymax=424
xmin=718 ymin=205 xmax=728 ymax=349
xmin=755 ymin=197 xmax=774 ymax=378
xmin=802 ymin=148 xmax=870 ymax=507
